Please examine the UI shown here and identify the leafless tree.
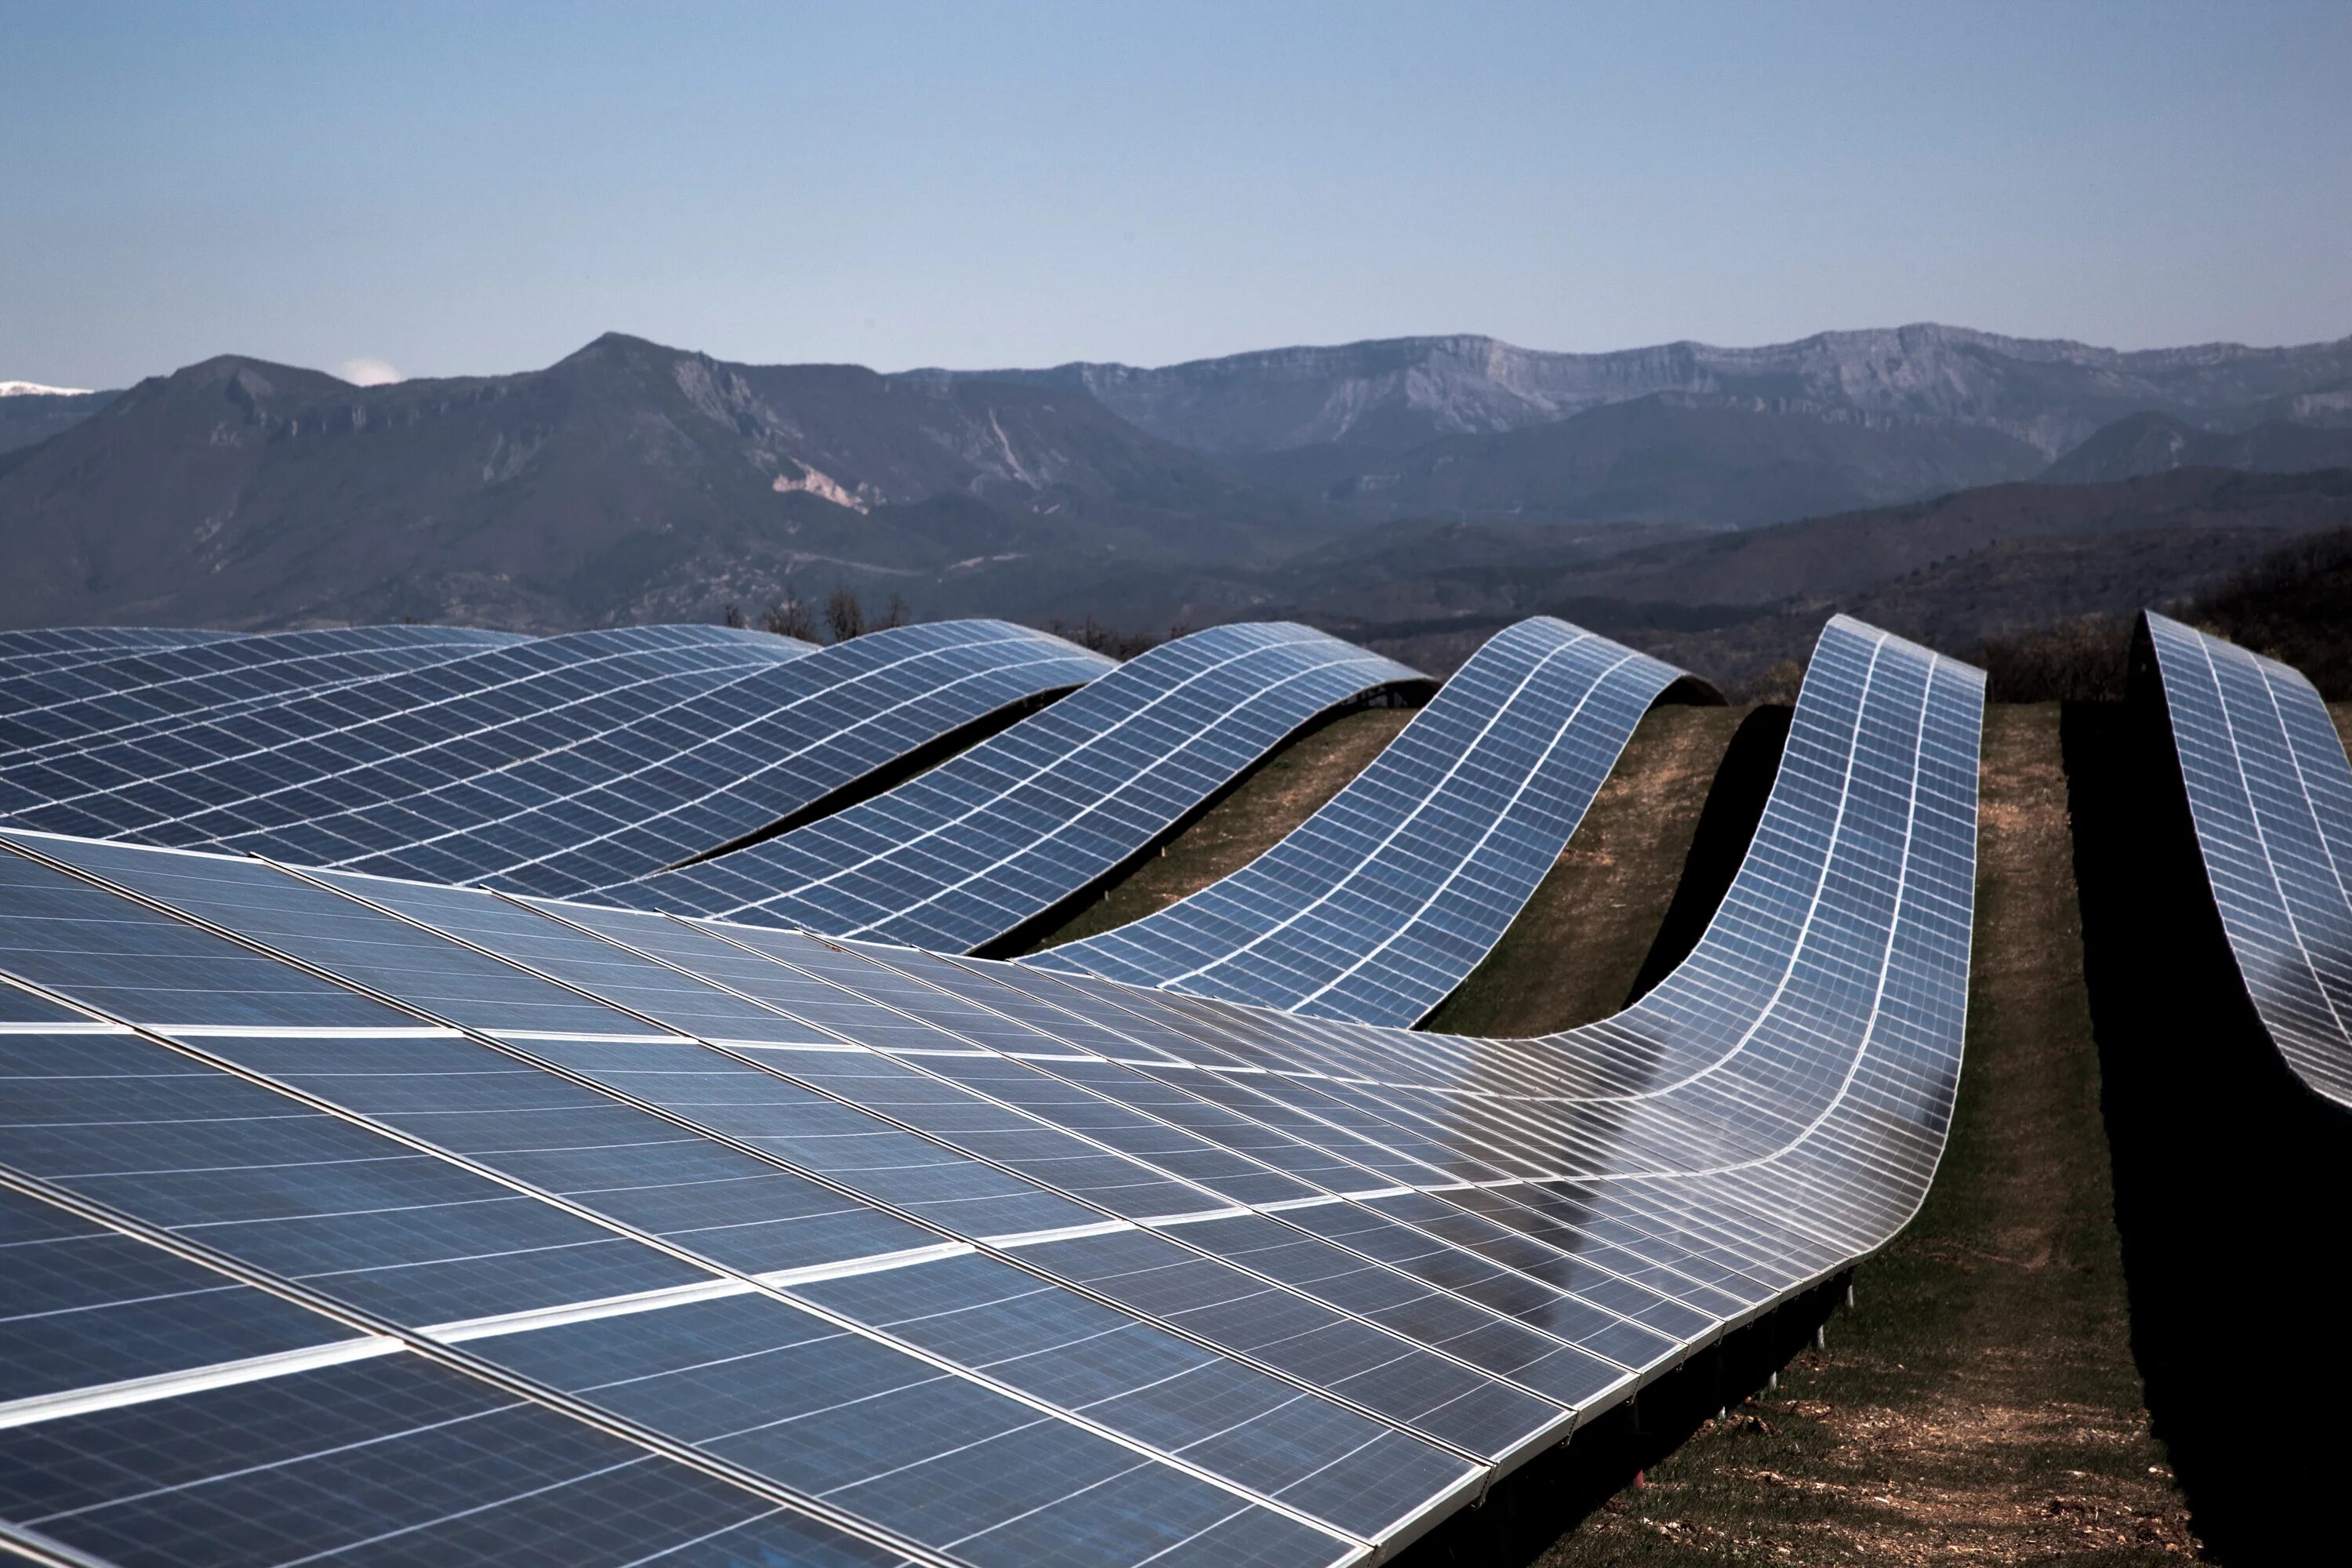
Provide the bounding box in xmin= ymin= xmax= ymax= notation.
xmin=826 ymin=584 xmax=866 ymax=643
xmin=877 ymin=593 xmax=913 ymax=630
xmin=761 ymin=582 xmax=816 ymax=641
xmin=721 ymin=603 xmax=746 ymax=630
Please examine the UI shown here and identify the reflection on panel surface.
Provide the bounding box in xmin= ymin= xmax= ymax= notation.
xmin=0 ymin=614 xmax=1979 ymax=1566
xmin=1031 ymin=617 xmax=1709 ymax=1025
xmin=2139 ymin=612 xmax=2352 ymax=1107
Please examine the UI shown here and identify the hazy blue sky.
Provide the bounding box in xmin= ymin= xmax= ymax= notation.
xmin=5 ymin=1 xmax=2349 ymax=389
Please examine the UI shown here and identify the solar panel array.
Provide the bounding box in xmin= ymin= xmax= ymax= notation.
xmin=0 ymin=625 xmax=532 ymax=763
xmin=1030 ymin=618 xmax=1711 ymax=1024
xmin=0 ymin=612 xmax=1982 ymax=1566
xmin=0 ymin=625 xmax=817 ymax=840
xmin=201 ymin=620 xmax=1112 ymax=898
xmin=0 ymin=626 xmax=249 ymax=676
xmin=604 ymin=622 xmax=1429 ymax=950
xmin=0 ymin=623 xmax=1114 ymax=902
xmin=2139 ymin=611 xmax=2352 ymax=1107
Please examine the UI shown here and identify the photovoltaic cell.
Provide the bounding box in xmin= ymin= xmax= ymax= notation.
xmin=0 ymin=1349 xmax=924 ymax=1568
xmin=214 ymin=620 xmax=1113 ymax=897
xmin=605 ymin=622 xmax=1428 ymax=952
xmin=2138 ymin=611 xmax=2352 ymax=1107
xmin=0 ymin=845 xmax=1428 ymax=1562
xmin=1031 ymin=617 xmax=1711 ymax=1023
xmin=0 ymin=625 xmax=527 ymax=762
xmin=0 ymin=625 xmax=810 ymax=842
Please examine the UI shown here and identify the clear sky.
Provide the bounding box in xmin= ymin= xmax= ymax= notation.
xmin=5 ymin=0 xmax=2349 ymax=390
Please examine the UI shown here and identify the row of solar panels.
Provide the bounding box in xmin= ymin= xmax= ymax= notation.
xmin=2138 ymin=612 xmax=2352 ymax=1112
xmin=0 ymin=615 xmax=1727 ymax=1027
xmin=0 ymin=614 xmax=1982 ymax=1568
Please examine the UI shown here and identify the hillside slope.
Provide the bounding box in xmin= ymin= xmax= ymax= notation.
xmin=2042 ymin=410 xmax=2352 ymax=482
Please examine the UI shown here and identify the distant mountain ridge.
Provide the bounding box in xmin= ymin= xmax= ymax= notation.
xmin=0 ymin=333 xmax=1297 ymax=632
xmin=5 ymin=322 xmax=2351 ymax=635
xmin=939 ymin=323 xmax=2352 ymax=458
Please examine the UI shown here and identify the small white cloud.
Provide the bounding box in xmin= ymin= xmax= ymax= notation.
xmin=335 ymin=357 xmax=404 ymax=387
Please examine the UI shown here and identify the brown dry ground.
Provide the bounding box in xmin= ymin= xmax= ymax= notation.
xmin=1029 ymin=701 xmax=2223 ymax=1563
xmin=1017 ymin=707 xmax=1414 ymax=953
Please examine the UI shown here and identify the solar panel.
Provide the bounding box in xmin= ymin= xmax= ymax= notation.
xmin=0 ymin=624 xmax=535 ymax=762
xmin=0 ymin=841 xmax=1458 ymax=1563
xmin=2137 ymin=611 xmax=2352 ymax=1107
xmin=201 ymin=619 xmax=1115 ymax=898
xmin=0 ymin=612 xmax=1981 ymax=1564
xmin=0 ymin=626 xmax=813 ymax=842
xmin=0 ymin=626 xmax=252 ymax=678
xmin=604 ymin=622 xmax=1431 ymax=953
xmin=1029 ymin=618 xmax=1714 ymax=1024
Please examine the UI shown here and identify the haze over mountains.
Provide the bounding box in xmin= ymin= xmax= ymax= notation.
xmin=3 ymin=323 xmax=2350 ymax=674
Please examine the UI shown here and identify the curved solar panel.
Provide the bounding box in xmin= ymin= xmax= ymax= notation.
xmin=603 ymin=622 xmax=1430 ymax=951
xmin=0 ymin=623 xmax=534 ymax=761
xmin=0 ymin=614 xmax=1980 ymax=1566
xmin=0 ymin=625 xmax=815 ymax=841
xmin=200 ymin=620 xmax=1116 ymax=898
xmin=1030 ymin=617 xmax=1715 ymax=1024
xmin=2138 ymin=611 xmax=2352 ymax=1107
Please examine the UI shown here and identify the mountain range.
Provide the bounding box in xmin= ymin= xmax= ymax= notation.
xmin=2 ymin=324 xmax=2350 ymax=650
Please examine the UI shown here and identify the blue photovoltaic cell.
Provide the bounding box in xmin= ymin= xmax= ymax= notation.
xmin=212 ymin=619 xmax=1113 ymax=897
xmin=0 ymin=1348 xmax=924 ymax=1568
xmin=0 ymin=611 xmax=1982 ymax=1566
xmin=0 ymin=1183 xmax=369 ymax=1407
xmin=0 ymin=626 xmax=251 ymax=679
xmin=604 ymin=622 xmax=1428 ymax=952
xmin=1031 ymin=617 xmax=1712 ymax=1024
xmin=2140 ymin=611 xmax=2352 ymax=1107
xmin=0 ymin=846 xmax=1412 ymax=1563
xmin=0 ymin=625 xmax=811 ymax=842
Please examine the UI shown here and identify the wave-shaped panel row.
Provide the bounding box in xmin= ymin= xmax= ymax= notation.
xmin=2139 ymin=611 xmax=2352 ymax=1107
xmin=1030 ymin=617 xmax=1712 ymax=1025
xmin=604 ymin=622 xmax=1431 ymax=952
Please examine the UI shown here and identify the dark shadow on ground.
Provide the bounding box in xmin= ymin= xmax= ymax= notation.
xmin=1624 ymin=703 xmax=1791 ymax=1006
xmin=1392 ymin=1281 xmax=1846 ymax=1567
xmin=2062 ymin=689 xmax=2352 ymax=1563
